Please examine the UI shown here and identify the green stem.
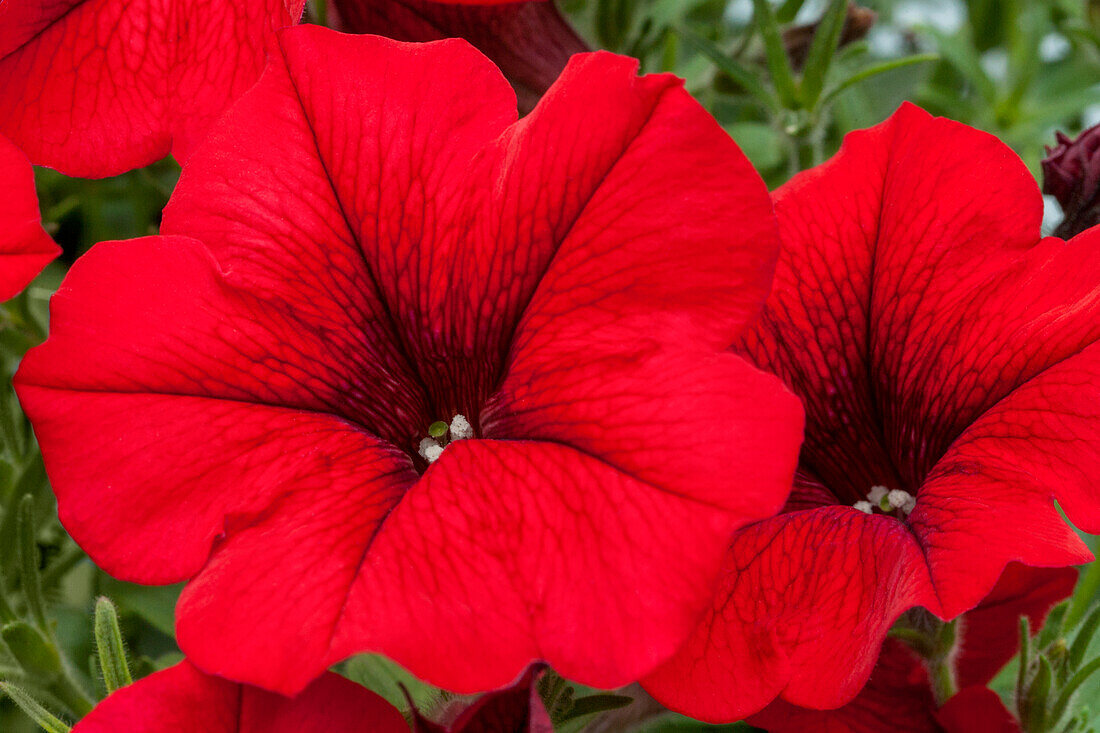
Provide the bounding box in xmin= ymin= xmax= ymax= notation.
xmin=0 ymin=566 xmax=17 ymax=624
xmin=310 ymin=0 xmax=327 ymax=27
xmin=929 ymin=619 xmax=959 ymax=706
xmin=928 ymin=653 xmax=959 ymax=706
xmin=17 ymin=496 xmax=48 ymax=632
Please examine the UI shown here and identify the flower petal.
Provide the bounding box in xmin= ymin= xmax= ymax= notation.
xmin=0 ymin=0 xmax=302 ymax=176
xmin=643 ymin=507 xmax=936 ymax=721
xmin=17 ymin=236 xmax=416 ymax=584
xmin=486 ymin=346 xmax=802 ymax=516
xmin=71 ymin=661 xmax=407 ymax=732
xmin=162 ymin=28 xmax=519 ymax=431
xmin=181 ymin=438 xmax=761 ymax=693
xmin=497 ymin=53 xmax=779 ymax=355
xmin=913 ymin=330 xmax=1098 ymax=614
xmin=935 ymin=686 xmax=1021 ymax=733
xmin=746 ymin=640 xmax=939 ymax=733
xmin=0 ymin=133 xmax=57 ymax=300
xmin=332 ymin=0 xmax=587 ymax=112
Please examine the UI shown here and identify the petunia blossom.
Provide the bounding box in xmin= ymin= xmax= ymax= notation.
xmin=71 ymin=661 xmax=408 ymax=732
xmin=745 ymin=565 xmax=1074 ymax=732
xmin=0 ymin=0 xmax=304 ymax=177
xmin=0 ymin=133 xmax=58 ymax=301
xmin=643 ymin=102 xmax=1100 ymax=721
xmin=16 ymin=27 xmax=803 ymax=696
xmin=331 ymin=0 xmax=587 ymax=113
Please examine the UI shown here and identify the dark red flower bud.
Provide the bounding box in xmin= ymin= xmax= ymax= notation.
xmin=1042 ymin=125 xmax=1100 ymax=239
xmin=330 ymin=0 xmax=588 ymax=113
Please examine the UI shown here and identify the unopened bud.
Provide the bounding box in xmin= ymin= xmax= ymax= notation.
xmin=1042 ymin=125 xmax=1100 ymax=239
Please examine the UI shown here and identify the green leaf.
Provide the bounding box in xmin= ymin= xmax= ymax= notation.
xmin=776 ymin=0 xmax=807 ymax=24
xmin=725 ymin=122 xmax=786 ymax=171
xmin=1071 ymin=605 xmax=1100 ymax=670
xmin=819 ymin=54 xmax=939 ymax=107
xmin=0 ymin=682 xmax=71 ymax=733
xmin=559 ymin=693 xmax=633 ymax=723
xmin=342 ymin=654 xmax=444 ymax=712
xmin=1017 ymin=616 xmax=1032 ymax=713
xmin=922 ymin=25 xmax=997 ymax=105
xmin=1039 ymin=601 xmax=1070 ymax=650
xmin=93 ymin=598 xmax=132 ymax=694
xmin=0 ymin=574 xmax=17 ymax=625
xmin=751 ymin=0 xmax=800 ymax=108
xmin=1023 ymin=654 xmax=1053 ymax=731
xmin=798 ymin=0 xmax=848 ymax=109
xmin=1 ymin=622 xmax=61 ymax=683
xmin=595 ymin=0 xmax=640 ymax=50
xmin=1051 ymin=656 xmax=1100 ymax=727
xmin=98 ymin=578 xmax=182 ymax=637
xmin=17 ymin=496 xmax=48 ymax=632
xmin=1066 ymin=558 xmax=1100 ymax=629
xmin=677 ymin=28 xmax=778 ymax=111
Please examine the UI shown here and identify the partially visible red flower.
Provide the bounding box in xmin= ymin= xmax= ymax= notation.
xmin=643 ymin=102 xmax=1100 ymax=721
xmin=17 ymin=28 xmax=803 ymax=696
xmin=745 ymin=565 xmax=1074 ymax=732
xmin=72 ymin=661 xmax=408 ymax=732
xmin=331 ymin=0 xmax=587 ymax=113
xmin=0 ymin=133 xmax=58 ymax=300
xmin=0 ymin=0 xmax=305 ymax=177
xmin=410 ymin=665 xmax=552 ymax=733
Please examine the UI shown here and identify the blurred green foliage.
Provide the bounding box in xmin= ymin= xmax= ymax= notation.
xmin=4 ymin=1 xmax=1100 ymax=731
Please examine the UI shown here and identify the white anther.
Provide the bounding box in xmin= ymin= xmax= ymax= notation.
xmin=418 ymin=437 xmax=444 ymax=464
xmin=449 ymin=414 xmax=474 ymax=441
xmin=853 ymin=501 xmax=873 ymax=514
xmin=902 ymin=496 xmax=917 ymax=515
xmin=867 ymin=485 xmax=889 ymax=504
xmin=887 ymin=489 xmax=914 ymax=511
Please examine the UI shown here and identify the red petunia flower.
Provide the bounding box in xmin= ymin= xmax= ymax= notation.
xmin=0 ymin=0 xmax=304 ymax=177
xmin=746 ymin=564 xmax=1074 ymax=732
xmin=331 ymin=0 xmax=587 ymax=113
xmin=16 ymin=27 xmax=803 ymax=696
xmin=0 ymin=133 xmax=58 ymax=301
xmin=71 ymin=661 xmax=408 ymax=732
xmin=643 ymin=102 xmax=1100 ymax=721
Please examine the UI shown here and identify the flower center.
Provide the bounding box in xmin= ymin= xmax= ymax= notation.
xmin=852 ymin=484 xmax=916 ymax=517
xmin=417 ymin=414 xmax=475 ymax=464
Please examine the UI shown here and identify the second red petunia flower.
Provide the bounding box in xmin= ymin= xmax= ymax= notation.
xmin=644 ymin=102 xmax=1100 ymax=722
xmin=16 ymin=27 xmax=803 ymax=696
